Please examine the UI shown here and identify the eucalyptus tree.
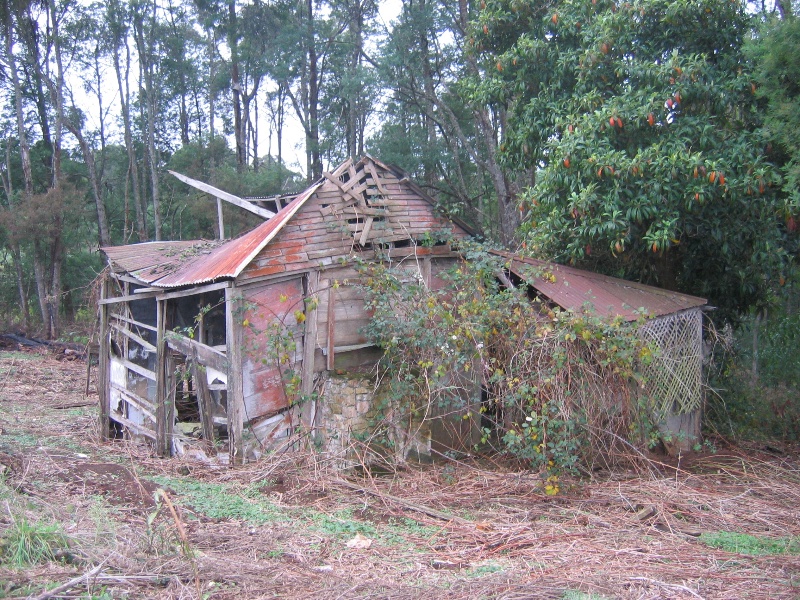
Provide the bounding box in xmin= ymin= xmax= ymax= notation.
xmin=370 ymin=0 xmax=519 ymax=243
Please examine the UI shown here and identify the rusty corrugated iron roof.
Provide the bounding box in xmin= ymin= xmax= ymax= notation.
xmin=493 ymin=250 xmax=706 ymax=320
xmin=102 ymin=183 xmax=320 ymax=288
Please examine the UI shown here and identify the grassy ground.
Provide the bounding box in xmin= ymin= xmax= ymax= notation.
xmin=0 ymin=348 xmax=798 ymax=599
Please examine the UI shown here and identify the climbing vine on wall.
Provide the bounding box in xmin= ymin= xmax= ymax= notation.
xmin=359 ymin=242 xmax=660 ymax=476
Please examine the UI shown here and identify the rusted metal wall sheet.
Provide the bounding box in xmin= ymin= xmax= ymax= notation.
xmin=241 ymin=277 xmax=305 ymax=420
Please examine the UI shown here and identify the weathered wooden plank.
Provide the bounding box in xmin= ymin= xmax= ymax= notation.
xmin=158 ymin=280 xmax=230 ymax=301
xmin=165 ymin=332 xmax=228 ymax=373
xmin=155 ymin=299 xmax=169 ymax=457
xmin=192 ymin=347 xmax=216 ymax=449
xmin=110 ymin=410 xmax=156 ymax=439
xmin=359 ymin=217 xmax=374 ymax=246
xmin=169 ymin=170 xmax=276 ymax=220
xmin=307 ymin=246 xmax=354 ymax=261
xmin=240 ymin=263 xmax=287 ymax=280
xmin=110 ymin=382 xmax=156 ymax=421
xmin=99 ymin=291 xmax=159 ymax=305
xmin=110 ymin=312 xmax=157 ymax=333
xmin=326 ymin=288 xmax=336 ymax=371
xmin=110 ymin=322 xmax=156 ymax=352
xmin=98 ymin=275 xmax=110 ymax=441
xmin=119 ymin=357 xmax=157 ymax=382
xmin=301 ymin=271 xmax=320 ymax=431
xmin=322 ymin=342 xmax=374 ymax=355
xmin=226 ymin=285 xmax=244 ymax=464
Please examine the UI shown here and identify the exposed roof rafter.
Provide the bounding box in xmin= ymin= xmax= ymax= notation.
xmin=169 ymin=170 xmax=276 ymax=220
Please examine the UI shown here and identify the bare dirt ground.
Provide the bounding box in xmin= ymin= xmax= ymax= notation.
xmin=0 ymin=347 xmax=798 ymax=599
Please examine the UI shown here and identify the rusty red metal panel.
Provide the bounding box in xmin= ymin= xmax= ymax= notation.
xmin=101 ymin=184 xmax=319 ymax=289
xmin=240 ymin=277 xmax=305 ymax=420
xmin=493 ymin=251 xmax=706 ymax=320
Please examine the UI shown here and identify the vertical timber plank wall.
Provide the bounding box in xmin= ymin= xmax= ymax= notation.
xmin=226 ymin=285 xmax=245 ymax=464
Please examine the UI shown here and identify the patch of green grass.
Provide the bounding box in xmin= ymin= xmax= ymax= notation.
xmin=151 ymin=476 xmax=287 ymax=524
xmin=0 ymin=432 xmax=40 ymax=448
xmin=561 ymin=591 xmax=610 ymax=600
xmin=305 ymin=508 xmax=378 ymax=538
xmin=0 ymin=517 xmax=69 ymax=567
xmin=467 ymin=562 xmax=503 ymax=577
xmin=0 ymin=351 xmax=39 ymax=361
xmin=699 ymin=531 xmax=800 ymax=556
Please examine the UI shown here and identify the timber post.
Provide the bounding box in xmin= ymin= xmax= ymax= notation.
xmin=226 ymin=285 xmax=244 ymax=464
xmin=97 ymin=273 xmax=110 ymax=441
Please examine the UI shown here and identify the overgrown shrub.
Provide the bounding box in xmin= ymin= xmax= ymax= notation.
xmin=359 ymin=242 xmax=658 ymax=475
xmin=706 ymin=309 xmax=800 ymax=440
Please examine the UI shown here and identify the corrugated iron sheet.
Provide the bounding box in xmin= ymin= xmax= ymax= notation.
xmin=102 ymin=183 xmax=320 ymax=289
xmin=493 ymin=250 xmax=706 ymax=320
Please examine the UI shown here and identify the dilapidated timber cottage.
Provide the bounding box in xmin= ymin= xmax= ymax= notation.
xmin=98 ymin=156 xmax=707 ymax=464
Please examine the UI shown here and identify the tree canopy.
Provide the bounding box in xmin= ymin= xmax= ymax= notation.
xmin=0 ymin=0 xmax=797 ymax=334
xmin=473 ymin=0 xmax=794 ymax=321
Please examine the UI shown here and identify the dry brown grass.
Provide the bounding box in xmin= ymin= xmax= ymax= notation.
xmin=0 ymin=348 xmax=798 ymax=599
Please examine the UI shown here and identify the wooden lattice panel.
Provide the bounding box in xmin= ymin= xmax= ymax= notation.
xmin=639 ymin=308 xmax=703 ymax=419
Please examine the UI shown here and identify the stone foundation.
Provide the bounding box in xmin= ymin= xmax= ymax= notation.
xmin=316 ymin=373 xmax=432 ymax=467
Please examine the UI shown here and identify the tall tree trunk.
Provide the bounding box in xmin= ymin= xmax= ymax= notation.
xmin=229 ymin=1 xmax=246 ymax=171
xmin=306 ymin=0 xmax=321 ymax=181
xmin=346 ymin=0 xmax=363 ymax=160
xmin=113 ymin=37 xmax=147 ymax=241
xmin=134 ymin=1 xmax=162 ymax=240
xmin=66 ymin=119 xmax=110 ymax=247
xmin=1 ymin=130 xmax=30 ymax=330
xmin=419 ymin=0 xmax=438 ymax=187
xmin=5 ymin=13 xmax=33 ymax=198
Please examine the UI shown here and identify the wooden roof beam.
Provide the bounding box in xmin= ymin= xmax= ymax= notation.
xmin=169 ymin=170 xmax=276 ymax=220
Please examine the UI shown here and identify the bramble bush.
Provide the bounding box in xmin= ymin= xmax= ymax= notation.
xmin=359 ymin=241 xmax=659 ymax=476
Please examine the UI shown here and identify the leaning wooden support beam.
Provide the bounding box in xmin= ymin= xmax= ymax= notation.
xmin=165 ymin=332 xmax=227 ymax=373
xmin=169 ymin=170 xmax=275 ymax=220
xmin=192 ymin=347 xmax=216 ymax=451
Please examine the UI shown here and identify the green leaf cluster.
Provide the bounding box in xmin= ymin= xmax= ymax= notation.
xmin=359 ymin=241 xmax=656 ymax=475
xmin=474 ymin=0 xmax=791 ymax=322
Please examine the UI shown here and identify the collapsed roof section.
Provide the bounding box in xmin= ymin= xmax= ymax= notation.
xmin=102 ymin=184 xmax=319 ymax=288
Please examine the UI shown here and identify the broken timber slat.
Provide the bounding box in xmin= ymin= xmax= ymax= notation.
xmin=118 ymin=357 xmax=157 ymax=382
xmin=366 ymin=162 xmax=389 ymax=196
xmin=191 ymin=348 xmax=216 ymax=450
xmin=110 ymin=382 xmax=156 ymax=422
xmin=226 ymin=285 xmax=244 ymax=464
xmin=326 ymin=287 xmax=336 ymax=371
xmin=165 ymin=333 xmax=228 ymax=373
xmin=99 ymin=291 xmax=160 ymax=305
xmin=110 ymin=322 xmax=156 ymax=352
xmin=157 ymin=280 xmax=230 ymax=301
xmin=323 ymin=172 xmax=362 ymax=206
xmin=155 ymin=299 xmax=169 ymax=457
xmin=110 ymin=410 xmax=156 ymax=439
xmin=110 ymin=313 xmax=157 ymax=333
xmin=98 ymin=275 xmax=110 ymax=441
xmin=358 ymin=217 xmax=374 ymax=246
xmin=301 ymin=270 xmax=320 ymax=431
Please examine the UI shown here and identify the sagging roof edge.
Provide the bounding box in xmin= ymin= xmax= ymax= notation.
xmin=492 ymin=250 xmax=707 ymax=320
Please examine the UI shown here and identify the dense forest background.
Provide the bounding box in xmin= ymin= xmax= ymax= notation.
xmin=1 ymin=0 xmax=799 ymax=436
